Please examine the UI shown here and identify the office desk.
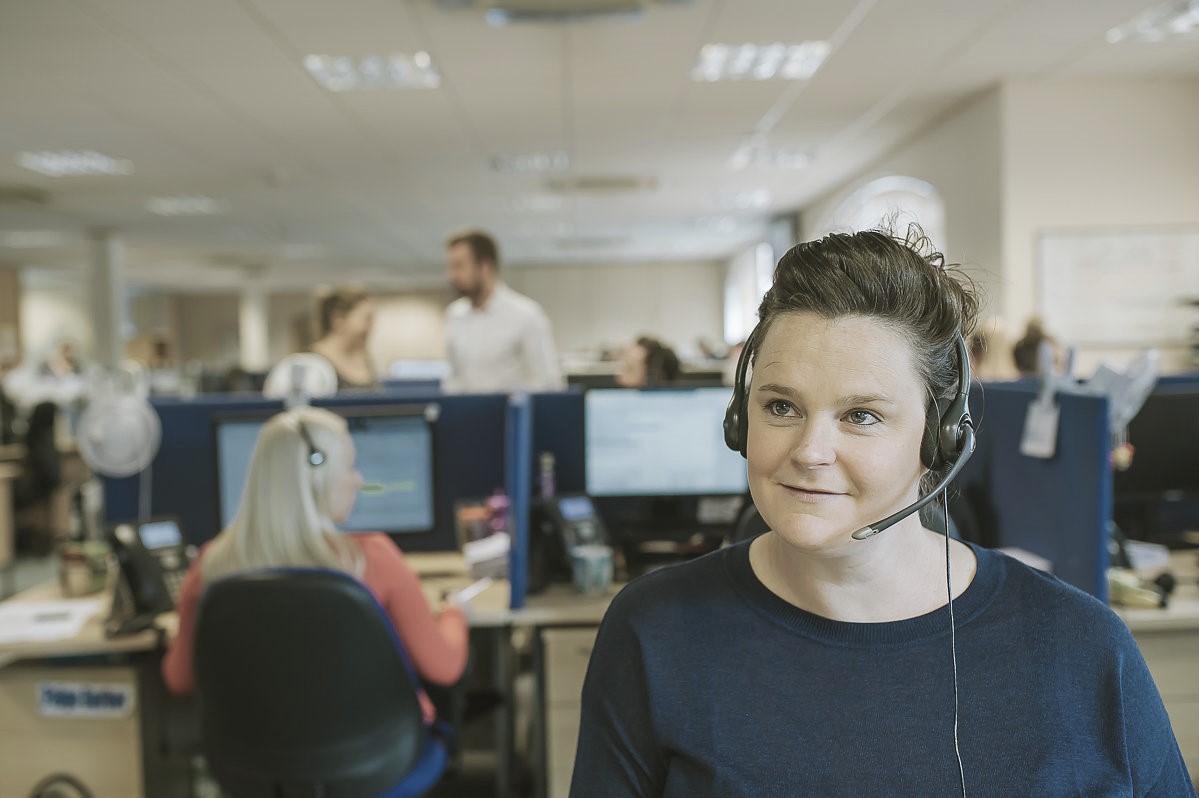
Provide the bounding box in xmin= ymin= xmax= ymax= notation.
xmin=1115 ymin=551 xmax=1199 ymax=779
xmin=0 ymin=581 xmax=184 ymax=798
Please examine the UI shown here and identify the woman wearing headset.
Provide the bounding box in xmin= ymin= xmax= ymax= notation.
xmin=162 ymin=406 xmax=468 ymax=723
xmin=571 ymin=228 xmax=1193 ymax=796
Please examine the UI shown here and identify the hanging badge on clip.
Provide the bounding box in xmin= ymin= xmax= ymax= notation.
xmin=1020 ymin=394 xmax=1059 ymax=459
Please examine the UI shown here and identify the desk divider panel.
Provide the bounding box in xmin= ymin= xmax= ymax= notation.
xmin=102 ymin=396 xmax=284 ymax=545
xmin=104 ymin=392 xmax=511 ymax=555
xmin=506 ymin=394 xmax=533 ymax=609
xmin=971 ymin=384 xmax=1111 ymax=601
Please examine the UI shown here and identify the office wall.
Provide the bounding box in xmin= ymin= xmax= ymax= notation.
xmin=801 ymin=88 xmax=1005 ymax=318
xmin=1001 ymin=79 xmax=1199 ymax=372
xmin=507 ymin=260 xmax=725 ymax=356
xmin=369 ymin=291 xmax=452 ymax=369
xmin=175 ymin=293 xmax=241 ymax=366
xmin=18 ymin=269 xmax=95 ymax=364
xmin=0 ymin=270 xmax=20 ymax=360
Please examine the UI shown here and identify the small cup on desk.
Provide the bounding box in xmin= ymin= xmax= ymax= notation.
xmin=570 ymin=544 xmax=614 ymax=596
xmin=58 ymin=540 xmax=112 ymax=597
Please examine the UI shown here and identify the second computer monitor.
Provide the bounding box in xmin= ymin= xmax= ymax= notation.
xmin=584 ymin=387 xmax=748 ymax=497
xmin=215 ymin=405 xmax=436 ymax=535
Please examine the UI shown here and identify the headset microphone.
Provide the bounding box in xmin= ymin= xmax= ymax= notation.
xmin=850 ymin=425 xmax=975 ymax=540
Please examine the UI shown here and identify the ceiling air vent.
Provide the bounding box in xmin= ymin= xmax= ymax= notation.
xmin=0 ymin=184 xmax=51 ymax=207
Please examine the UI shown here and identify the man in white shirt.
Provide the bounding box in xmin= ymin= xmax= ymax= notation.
xmin=443 ymin=230 xmax=565 ymax=394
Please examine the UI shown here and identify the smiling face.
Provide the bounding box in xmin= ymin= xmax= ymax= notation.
xmin=747 ymin=312 xmax=929 ymax=554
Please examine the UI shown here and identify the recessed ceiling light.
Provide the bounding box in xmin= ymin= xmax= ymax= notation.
xmin=1107 ymin=0 xmax=1199 ymax=42
xmin=0 ymin=230 xmax=72 ymax=248
xmin=692 ymin=41 xmax=831 ymax=82
xmin=17 ymin=150 xmax=134 ymax=177
xmin=147 ymin=196 xmax=229 ymax=216
xmin=712 ymin=189 xmax=771 ymax=211
xmin=491 ymin=150 xmax=570 ymax=174
xmin=511 ymin=194 xmax=567 ymax=212
xmin=304 ymin=52 xmax=440 ymax=91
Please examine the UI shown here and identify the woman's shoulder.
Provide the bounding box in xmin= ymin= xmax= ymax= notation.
xmin=353 ymin=532 xmax=404 ymax=560
xmin=606 ymin=545 xmax=740 ymax=623
xmin=979 ymin=545 xmax=1132 ymax=645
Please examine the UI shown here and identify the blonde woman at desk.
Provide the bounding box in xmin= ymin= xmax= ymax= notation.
xmin=571 ymin=228 xmax=1195 ymax=797
xmin=161 ymin=407 xmax=468 ymax=722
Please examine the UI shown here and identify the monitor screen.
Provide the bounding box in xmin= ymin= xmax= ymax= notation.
xmin=585 ymin=387 xmax=748 ymax=497
xmin=216 ymin=406 xmax=436 ymax=535
xmin=1113 ymin=390 xmax=1199 ymax=498
xmin=139 ymin=519 xmax=183 ymax=550
xmin=557 ymin=495 xmax=596 ymax=522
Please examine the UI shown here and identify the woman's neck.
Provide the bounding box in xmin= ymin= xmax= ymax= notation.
xmin=748 ymin=524 xmax=976 ymax=623
xmin=314 ymin=332 xmax=362 ymax=357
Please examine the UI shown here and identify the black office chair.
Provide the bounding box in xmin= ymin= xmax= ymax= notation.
xmin=728 ymin=495 xmax=770 ymax=545
xmin=193 ymin=568 xmax=450 ymax=798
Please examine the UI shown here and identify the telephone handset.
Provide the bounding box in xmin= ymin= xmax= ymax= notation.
xmin=105 ymin=518 xmax=192 ymax=638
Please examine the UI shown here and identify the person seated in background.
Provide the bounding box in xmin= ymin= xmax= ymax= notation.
xmin=162 ymin=407 xmax=469 ymax=723
xmin=40 ymin=340 xmax=83 ymax=378
xmin=1011 ymin=317 xmax=1057 ymax=377
xmin=310 ymin=287 xmax=380 ymax=391
xmin=616 ymin=336 xmax=681 ymax=388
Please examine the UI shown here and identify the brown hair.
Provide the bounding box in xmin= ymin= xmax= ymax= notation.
xmin=635 ymin=336 xmax=681 ymax=386
xmin=1011 ymin=318 xmax=1052 ymax=376
xmin=315 ymin=287 xmax=369 ymax=337
xmin=755 ymin=226 xmax=980 ymax=481
xmin=446 ymin=230 xmax=500 ymax=270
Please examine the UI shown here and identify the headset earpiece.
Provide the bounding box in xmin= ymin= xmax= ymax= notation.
xmin=922 ymin=332 xmax=975 ymax=470
xmin=723 ymin=328 xmax=757 ymax=457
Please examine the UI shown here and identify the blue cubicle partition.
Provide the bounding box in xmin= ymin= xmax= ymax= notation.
xmin=103 ymin=396 xmax=285 ymax=545
xmin=505 ymin=394 xmax=533 ymax=610
xmin=530 ymin=390 xmax=585 ymax=494
xmin=966 ymin=383 xmax=1112 ymax=601
xmin=313 ymin=392 xmax=509 ymax=553
xmin=104 ymin=392 xmax=511 ymax=554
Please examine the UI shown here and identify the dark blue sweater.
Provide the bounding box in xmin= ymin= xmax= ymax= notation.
xmin=571 ymin=541 xmax=1195 ymax=797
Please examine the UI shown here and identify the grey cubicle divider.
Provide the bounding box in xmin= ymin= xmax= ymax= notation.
xmin=972 ymin=384 xmax=1111 ymax=601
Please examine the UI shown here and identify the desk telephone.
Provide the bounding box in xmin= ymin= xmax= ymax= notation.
xmin=529 ymin=493 xmax=609 ymax=593
xmin=106 ymin=517 xmax=193 ymax=637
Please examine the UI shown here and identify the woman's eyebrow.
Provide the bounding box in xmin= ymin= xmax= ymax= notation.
xmin=756 ymin=383 xmax=797 ymax=397
xmin=842 ymin=394 xmax=895 ymax=407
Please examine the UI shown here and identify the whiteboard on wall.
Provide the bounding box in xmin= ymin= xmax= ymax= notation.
xmin=1037 ymin=228 xmax=1199 ymax=347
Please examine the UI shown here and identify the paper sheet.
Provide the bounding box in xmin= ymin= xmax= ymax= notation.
xmin=0 ymin=599 xmax=105 ymax=645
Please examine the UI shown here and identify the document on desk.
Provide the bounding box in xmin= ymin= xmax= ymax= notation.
xmin=0 ymin=599 xmax=105 ymax=645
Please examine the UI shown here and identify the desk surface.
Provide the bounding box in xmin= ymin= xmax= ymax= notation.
xmin=1115 ymin=550 xmax=1199 ymax=633
xmin=0 ymin=555 xmax=620 ymax=665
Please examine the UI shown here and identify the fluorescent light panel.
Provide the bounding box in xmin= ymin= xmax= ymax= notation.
xmin=692 ymin=41 xmax=830 ymax=82
xmin=1107 ymin=0 xmax=1199 ymax=42
xmin=731 ymin=140 xmax=811 ymax=170
xmin=711 ymin=189 xmax=771 ymax=211
xmin=147 ymin=196 xmax=228 ymax=216
xmin=491 ymin=150 xmax=570 ymax=174
xmin=304 ymin=52 xmax=440 ymax=91
xmin=17 ymin=150 xmax=133 ymax=177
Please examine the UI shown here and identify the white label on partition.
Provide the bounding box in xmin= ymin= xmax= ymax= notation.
xmin=38 ymin=682 xmax=135 ymax=718
xmin=1020 ymin=398 xmax=1060 ymax=459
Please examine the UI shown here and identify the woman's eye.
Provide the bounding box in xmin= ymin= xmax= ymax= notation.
xmin=847 ymin=410 xmax=880 ymax=426
xmin=766 ymin=400 xmax=794 ymax=417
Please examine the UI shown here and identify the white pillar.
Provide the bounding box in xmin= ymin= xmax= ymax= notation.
xmin=239 ymin=284 xmax=271 ymax=372
xmin=89 ymin=229 xmax=127 ymax=370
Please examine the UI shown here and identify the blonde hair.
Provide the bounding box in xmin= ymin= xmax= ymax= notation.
xmin=201 ymin=406 xmax=364 ymax=584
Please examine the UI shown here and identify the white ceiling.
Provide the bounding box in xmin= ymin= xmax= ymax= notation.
xmin=0 ymin=0 xmax=1196 ymax=290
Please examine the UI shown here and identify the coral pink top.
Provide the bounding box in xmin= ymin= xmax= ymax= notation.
xmin=161 ymin=533 xmax=469 ymax=723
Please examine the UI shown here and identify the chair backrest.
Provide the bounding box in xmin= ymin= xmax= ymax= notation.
xmin=194 ymin=568 xmax=427 ymax=798
xmin=729 ymin=496 xmax=770 ymax=545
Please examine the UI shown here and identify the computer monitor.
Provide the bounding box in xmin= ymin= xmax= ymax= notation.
xmin=215 ymin=405 xmax=437 ymax=536
xmin=1113 ymin=389 xmax=1199 ymax=499
xmin=584 ymin=387 xmax=748 ymax=497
